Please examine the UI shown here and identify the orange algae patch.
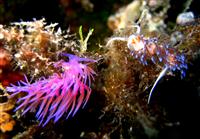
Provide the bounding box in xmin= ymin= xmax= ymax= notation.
xmin=0 ymin=112 xmax=15 ymax=132
xmin=0 ymin=84 xmax=16 ymax=132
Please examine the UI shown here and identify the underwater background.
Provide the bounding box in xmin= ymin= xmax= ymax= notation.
xmin=0 ymin=0 xmax=200 ymax=139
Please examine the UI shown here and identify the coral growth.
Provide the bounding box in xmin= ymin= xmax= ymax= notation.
xmin=6 ymin=53 xmax=96 ymax=126
xmin=0 ymin=19 xmax=79 ymax=77
xmin=107 ymin=0 xmax=170 ymax=32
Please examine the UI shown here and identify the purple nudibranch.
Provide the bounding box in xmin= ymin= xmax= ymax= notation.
xmin=6 ymin=53 xmax=96 ymax=126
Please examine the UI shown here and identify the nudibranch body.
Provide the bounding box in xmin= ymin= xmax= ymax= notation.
xmin=6 ymin=53 xmax=96 ymax=126
xmin=127 ymin=33 xmax=187 ymax=78
xmin=106 ymin=25 xmax=187 ymax=103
